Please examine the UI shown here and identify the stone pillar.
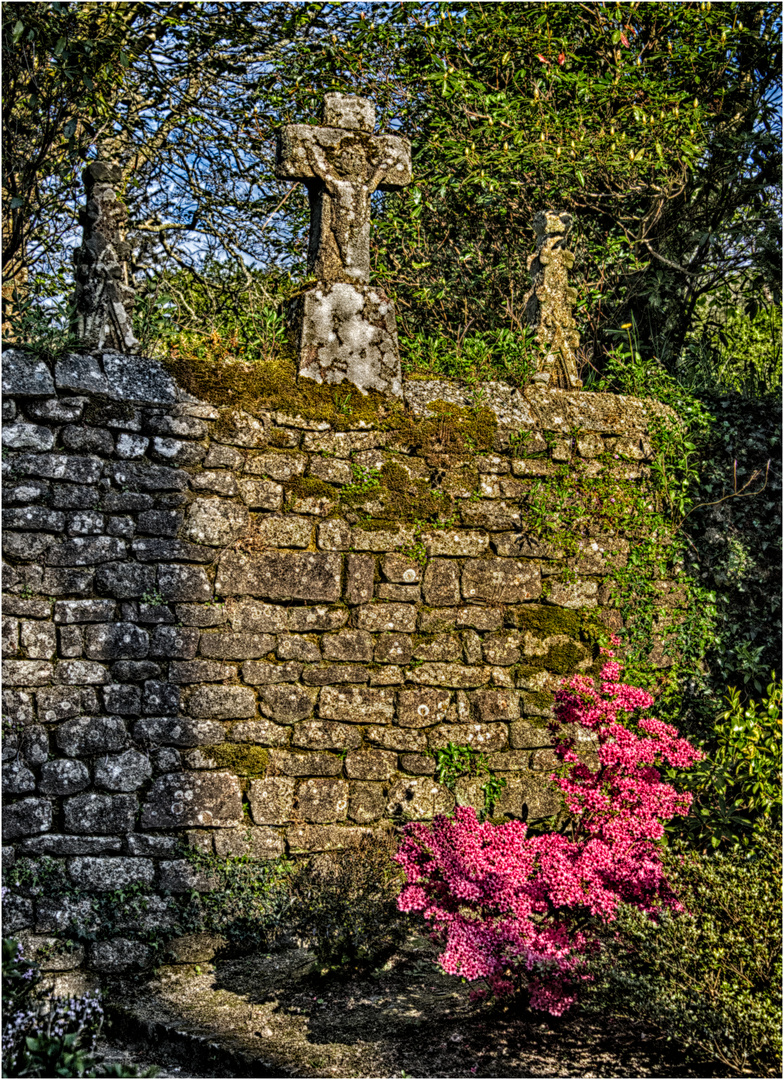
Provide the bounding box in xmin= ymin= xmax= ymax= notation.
xmin=524 ymin=211 xmax=583 ymax=390
xmin=71 ymin=161 xmax=139 ymax=354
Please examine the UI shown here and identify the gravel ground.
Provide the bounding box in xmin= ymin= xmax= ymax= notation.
xmin=99 ymin=940 xmax=722 ymax=1079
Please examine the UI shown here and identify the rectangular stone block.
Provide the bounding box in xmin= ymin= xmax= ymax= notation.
xmin=345 ymin=553 xmax=374 ymax=605
xmin=212 ymin=827 xmax=285 ymax=860
xmin=365 ymin=726 xmax=427 ymax=752
xmin=396 ymin=687 xmax=451 ymax=728
xmin=296 ymin=777 xmax=349 ymax=823
xmin=141 ymin=772 xmax=243 ymax=828
xmin=187 ymin=685 xmax=256 ymax=719
xmin=407 ymin=663 xmax=490 ymax=688
xmin=461 ymin=558 xmax=541 ymax=603
xmin=251 ymin=515 xmax=312 ymax=549
xmin=199 ymin=632 xmax=275 ymax=659
xmin=2 ymin=660 xmax=53 ymax=685
xmin=228 ymin=599 xmax=288 ymax=632
xmin=67 ymin=857 xmax=154 ymax=891
xmin=244 ymin=450 xmax=307 ymax=480
xmin=55 ymin=660 xmax=108 ymax=684
xmin=156 ymin=565 xmax=212 ymax=602
xmin=242 ymin=660 xmax=302 ymax=684
xmin=319 ymin=685 xmax=395 ymax=723
xmin=356 ymin=603 xmax=416 ymax=632
xmin=472 ymin=689 xmax=520 ymax=722
xmin=344 ymin=750 xmax=397 ymax=781
xmin=216 ymin=551 xmax=342 ymax=602
xmin=238 ymin=478 xmax=284 ymax=510
xmin=169 ymin=660 xmax=235 ymax=683
xmin=427 ymin=723 xmax=508 ymax=752
xmin=422 ymin=530 xmax=489 ymax=557
xmin=301 ymin=664 xmax=368 ymax=685
xmin=228 ymin=719 xmax=288 ymax=746
xmin=267 ymin=751 xmax=342 ymax=776
xmin=133 ymin=716 xmax=225 ymax=747
xmin=316 ymin=519 xmax=353 ymax=551
xmin=291 ymin=720 xmax=361 ymax=750
xmin=54 ymin=599 xmax=116 ymax=624
xmin=248 ymin=777 xmax=295 ymax=825
xmin=64 ymin=793 xmax=137 ymax=834
xmin=350 ymin=525 xmax=415 ymax=552
xmin=321 ymin=629 xmax=374 ymax=663
xmin=56 ymin=716 xmax=127 ymax=756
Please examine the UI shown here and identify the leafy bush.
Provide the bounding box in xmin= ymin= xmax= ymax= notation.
xmin=666 ymin=677 xmax=782 ymax=851
xmin=181 ymin=848 xmax=296 ymax=952
xmin=286 ymin=828 xmax=408 ymax=974
xmin=1 ymin=938 xmax=156 ymax=1078
xmin=395 ymin=651 xmax=703 ymax=1016
xmin=585 ymin=828 xmax=782 ymax=1077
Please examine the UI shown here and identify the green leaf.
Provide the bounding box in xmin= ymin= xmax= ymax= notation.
xmin=12 ymin=20 xmax=24 ymax=43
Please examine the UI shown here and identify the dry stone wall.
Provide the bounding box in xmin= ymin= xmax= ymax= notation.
xmin=2 ymin=347 xmax=673 ymax=975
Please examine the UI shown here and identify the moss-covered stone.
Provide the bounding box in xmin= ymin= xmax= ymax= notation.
xmin=198 ymin=745 xmax=269 ymax=776
xmin=162 ymin=346 xmax=405 ymax=433
xmin=285 ymin=476 xmax=335 ymax=502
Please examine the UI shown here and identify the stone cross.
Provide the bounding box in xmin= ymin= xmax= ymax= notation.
xmin=71 ymin=161 xmax=139 ymax=354
xmin=277 ymin=92 xmax=411 ymax=395
xmin=524 ymin=211 xmax=583 ymax=390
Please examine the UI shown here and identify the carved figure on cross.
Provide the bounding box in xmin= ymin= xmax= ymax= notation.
xmin=277 ymin=92 xmax=411 ymax=284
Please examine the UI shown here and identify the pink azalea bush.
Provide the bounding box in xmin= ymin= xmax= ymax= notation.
xmin=394 ymin=646 xmax=704 ymax=1015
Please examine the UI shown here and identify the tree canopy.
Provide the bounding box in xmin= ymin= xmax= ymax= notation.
xmin=3 ymin=0 xmax=781 ymax=381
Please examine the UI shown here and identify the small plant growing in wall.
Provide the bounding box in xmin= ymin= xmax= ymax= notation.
xmin=429 ymin=742 xmax=507 ymax=819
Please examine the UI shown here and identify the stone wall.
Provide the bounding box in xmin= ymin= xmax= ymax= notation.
xmin=1 ymin=347 xmax=674 ymax=975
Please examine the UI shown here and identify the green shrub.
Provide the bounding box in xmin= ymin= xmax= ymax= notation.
xmin=666 ymin=677 xmax=782 ymax=851
xmin=286 ymin=828 xmax=408 ymax=974
xmin=585 ymin=828 xmax=782 ymax=1077
xmin=181 ymin=849 xmax=296 ymax=952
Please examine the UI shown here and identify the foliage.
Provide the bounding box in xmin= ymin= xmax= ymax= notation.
xmin=428 ymin=742 xmax=507 ymax=818
xmin=8 ymin=1 xmax=780 ymax=388
xmin=1 ymin=938 xmax=155 ymax=1078
xmin=395 ymin=652 xmax=702 ymax=1016
xmin=182 ymin=846 xmax=296 ymax=952
xmin=402 ymin=326 xmax=536 ymax=388
xmin=260 ymin=0 xmax=782 ymax=372
xmin=666 ymin=677 xmax=782 ymax=852
xmin=682 ymin=299 xmax=783 ymax=397
xmin=286 ymin=829 xmax=408 ymax=975
xmin=585 ymin=828 xmax=782 ymax=1077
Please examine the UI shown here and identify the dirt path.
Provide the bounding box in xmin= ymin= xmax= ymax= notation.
xmin=105 ymin=941 xmax=720 ymax=1078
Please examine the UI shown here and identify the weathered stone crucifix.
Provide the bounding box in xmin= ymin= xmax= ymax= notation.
xmin=524 ymin=210 xmax=583 ymax=390
xmin=277 ymin=92 xmax=411 ymax=395
xmin=71 ymin=160 xmax=139 ymax=354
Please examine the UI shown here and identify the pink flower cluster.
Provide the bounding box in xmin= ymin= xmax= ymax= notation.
xmin=394 ymin=650 xmax=703 ymax=1016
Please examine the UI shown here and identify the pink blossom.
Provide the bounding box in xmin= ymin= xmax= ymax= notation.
xmin=395 ymin=653 xmax=703 ymax=1016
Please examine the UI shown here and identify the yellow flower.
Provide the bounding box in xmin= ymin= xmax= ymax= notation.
xmin=621 ymin=323 xmax=633 ymax=329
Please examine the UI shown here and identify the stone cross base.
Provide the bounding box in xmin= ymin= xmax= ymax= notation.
xmin=294 ymin=282 xmax=403 ymax=397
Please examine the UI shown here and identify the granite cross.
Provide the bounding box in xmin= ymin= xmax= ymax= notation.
xmin=276 ymin=93 xmax=411 ymax=395
xmin=277 ymin=92 xmax=411 ymax=283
